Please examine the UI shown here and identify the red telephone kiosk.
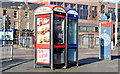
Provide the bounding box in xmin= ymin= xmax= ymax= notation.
xmin=34 ymin=5 xmax=67 ymax=69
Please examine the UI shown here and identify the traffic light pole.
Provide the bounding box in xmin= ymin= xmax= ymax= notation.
xmin=3 ymin=15 xmax=6 ymax=46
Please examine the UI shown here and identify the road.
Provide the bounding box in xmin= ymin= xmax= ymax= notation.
xmin=0 ymin=46 xmax=119 ymax=72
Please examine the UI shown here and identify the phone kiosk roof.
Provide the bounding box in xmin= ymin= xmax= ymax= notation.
xmin=34 ymin=5 xmax=67 ymax=14
xmin=64 ymin=7 xmax=78 ymax=15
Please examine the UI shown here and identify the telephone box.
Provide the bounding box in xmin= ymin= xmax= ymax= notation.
xmin=34 ymin=5 xmax=67 ymax=69
xmin=64 ymin=8 xmax=79 ymax=67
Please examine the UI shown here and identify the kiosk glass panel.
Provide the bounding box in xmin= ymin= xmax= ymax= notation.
xmin=68 ymin=19 xmax=77 ymax=44
xmin=54 ymin=14 xmax=65 ymax=44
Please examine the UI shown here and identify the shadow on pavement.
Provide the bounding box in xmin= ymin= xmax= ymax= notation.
xmin=111 ymin=55 xmax=120 ymax=60
xmin=2 ymin=59 xmax=33 ymax=72
xmin=79 ymin=57 xmax=102 ymax=66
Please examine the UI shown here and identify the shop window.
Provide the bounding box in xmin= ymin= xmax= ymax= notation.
xmin=95 ymin=37 xmax=99 ymax=45
xmin=83 ymin=35 xmax=89 ymax=45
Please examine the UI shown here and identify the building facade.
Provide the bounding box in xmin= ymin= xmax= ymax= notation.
xmin=0 ymin=1 xmax=43 ymax=44
xmin=49 ymin=0 xmax=120 ymax=48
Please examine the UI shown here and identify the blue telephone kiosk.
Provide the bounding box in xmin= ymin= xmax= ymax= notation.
xmin=64 ymin=7 xmax=79 ymax=68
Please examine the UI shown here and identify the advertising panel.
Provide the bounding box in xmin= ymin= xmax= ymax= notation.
xmin=37 ymin=49 xmax=50 ymax=64
xmin=36 ymin=14 xmax=50 ymax=64
xmin=36 ymin=14 xmax=50 ymax=49
xmin=99 ymin=22 xmax=111 ymax=59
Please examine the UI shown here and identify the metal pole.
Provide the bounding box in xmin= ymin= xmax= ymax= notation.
xmin=115 ymin=0 xmax=118 ymax=46
xmin=64 ymin=14 xmax=68 ymax=68
xmin=51 ymin=13 xmax=53 ymax=70
xmin=18 ymin=6 xmax=21 ymax=46
xmin=10 ymin=41 xmax=13 ymax=60
xmin=3 ymin=16 xmax=6 ymax=46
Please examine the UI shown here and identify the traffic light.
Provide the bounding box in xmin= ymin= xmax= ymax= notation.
xmin=5 ymin=15 xmax=11 ymax=32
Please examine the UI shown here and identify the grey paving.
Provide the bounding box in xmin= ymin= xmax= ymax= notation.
xmin=1 ymin=46 xmax=120 ymax=72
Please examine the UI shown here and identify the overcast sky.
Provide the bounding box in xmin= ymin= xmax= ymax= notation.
xmin=8 ymin=0 xmax=120 ymax=3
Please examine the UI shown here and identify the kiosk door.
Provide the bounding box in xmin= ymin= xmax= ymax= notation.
xmin=68 ymin=18 xmax=78 ymax=63
xmin=53 ymin=12 xmax=66 ymax=65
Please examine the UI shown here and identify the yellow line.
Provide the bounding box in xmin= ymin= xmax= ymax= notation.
xmin=0 ymin=59 xmax=11 ymax=62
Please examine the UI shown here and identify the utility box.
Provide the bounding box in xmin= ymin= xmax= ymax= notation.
xmin=99 ymin=22 xmax=111 ymax=60
xmin=64 ymin=8 xmax=79 ymax=67
xmin=34 ymin=5 xmax=67 ymax=69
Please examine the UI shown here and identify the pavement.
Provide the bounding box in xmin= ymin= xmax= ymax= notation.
xmin=0 ymin=46 xmax=120 ymax=72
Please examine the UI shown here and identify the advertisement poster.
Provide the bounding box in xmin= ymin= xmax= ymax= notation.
xmin=37 ymin=49 xmax=50 ymax=64
xmin=36 ymin=14 xmax=50 ymax=49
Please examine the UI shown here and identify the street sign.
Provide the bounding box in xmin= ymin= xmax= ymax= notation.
xmin=99 ymin=22 xmax=111 ymax=60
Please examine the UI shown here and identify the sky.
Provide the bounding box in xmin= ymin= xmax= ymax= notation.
xmin=9 ymin=0 xmax=120 ymax=3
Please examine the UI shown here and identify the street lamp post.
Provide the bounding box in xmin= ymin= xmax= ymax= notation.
xmin=115 ymin=0 xmax=118 ymax=46
xmin=18 ymin=5 xmax=22 ymax=46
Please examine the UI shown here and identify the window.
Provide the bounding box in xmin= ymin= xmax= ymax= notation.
xmin=3 ymin=10 xmax=7 ymax=15
xmin=90 ymin=6 xmax=97 ymax=20
xmin=118 ymin=9 xmax=120 ymax=22
xmin=101 ymin=5 xmax=105 ymax=13
xmin=65 ymin=3 xmax=70 ymax=8
xmin=83 ymin=35 xmax=89 ymax=45
xmin=79 ymin=26 xmax=87 ymax=32
xmin=108 ymin=8 xmax=115 ymax=21
xmin=14 ymin=11 xmax=18 ymax=18
xmin=14 ymin=21 xmax=18 ymax=29
xmin=25 ymin=22 xmax=29 ymax=29
xmin=25 ymin=12 xmax=29 ymax=19
xmin=50 ymin=2 xmax=63 ymax=6
xmin=77 ymin=4 xmax=88 ymax=20
xmin=95 ymin=37 xmax=99 ymax=45
xmin=65 ymin=3 xmax=76 ymax=9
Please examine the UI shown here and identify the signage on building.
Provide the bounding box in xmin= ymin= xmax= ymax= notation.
xmin=99 ymin=22 xmax=111 ymax=60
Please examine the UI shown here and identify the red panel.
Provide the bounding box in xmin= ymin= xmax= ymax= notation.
xmin=36 ymin=44 xmax=50 ymax=49
xmin=55 ymin=14 xmax=65 ymax=18
xmin=101 ymin=22 xmax=111 ymax=27
xmin=54 ymin=45 xmax=65 ymax=48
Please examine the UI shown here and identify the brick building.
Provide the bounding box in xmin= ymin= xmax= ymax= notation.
xmin=0 ymin=1 xmax=43 ymax=43
xmin=48 ymin=0 xmax=120 ymax=48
